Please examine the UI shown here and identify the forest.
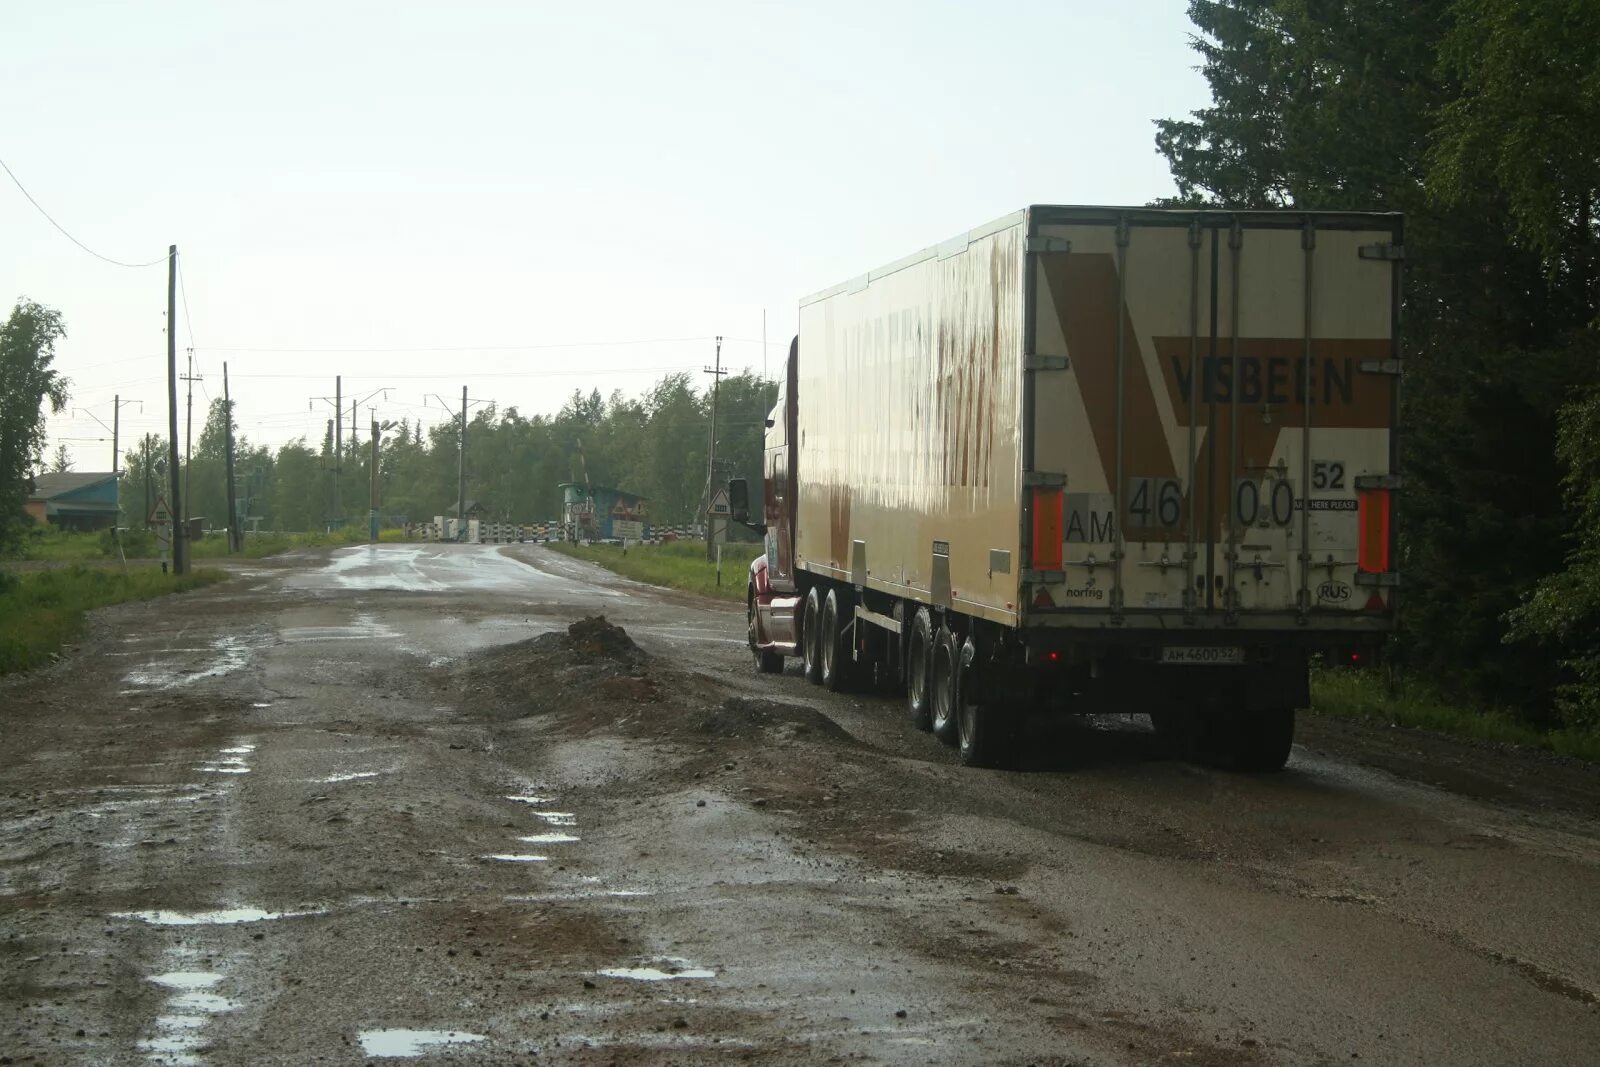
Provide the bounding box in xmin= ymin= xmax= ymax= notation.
xmin=116 ymin=370 xmax=777 ymax=535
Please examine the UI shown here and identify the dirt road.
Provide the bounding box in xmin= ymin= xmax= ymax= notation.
xmin=3 ymin=544 xmax=1597 ymax=1066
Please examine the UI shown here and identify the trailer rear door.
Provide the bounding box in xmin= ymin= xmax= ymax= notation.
xmin=1023 ymin=207 xmax=1400 ymax=628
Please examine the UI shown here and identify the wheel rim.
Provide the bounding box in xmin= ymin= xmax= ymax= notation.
xmin=958 ymin=696 xmax=977 ymax=748
xmin=932 ymin=645 xmax=952 ymax=727
xmin=909 ymin=633 xmax=926 ymax=706
xmin=821 ymin=602 xmax=836 ymax=679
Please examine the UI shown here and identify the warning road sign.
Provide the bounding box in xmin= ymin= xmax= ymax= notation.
xmin=148 ymin=494 xmax=173 ymax=525
xmin=708 ymin=488 xmax=731 ymax=516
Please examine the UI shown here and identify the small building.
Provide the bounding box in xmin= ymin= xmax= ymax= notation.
xmin=559 ymin=483 xmax=650 ymax=542
xmin=25 ymin=472 xmax=120 ymax=530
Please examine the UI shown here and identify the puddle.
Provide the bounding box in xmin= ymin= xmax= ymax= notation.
xmin=139 ymin=959 xmax=240 ymax=1066
xmin=357 ymin=1029 xmax=486 ymax=1057
xmin=597 ymin=962 xmax=716 ymax=981
xmin=532 ymin=811 xmax=577 ymax=826
xmin=319 ymin=771 xmax=380 ymax=783
xmin=124 ymin=634 xmax=255 ymax=690
xmin=116 ymin=907 xmax=323 ymax=925
xmin=505 ymin=889 xmax=649 ymax=901
xmin=198 ymin=765 xmax=251 ymax=774
xmin=484 ymin=854 xmax=548 ymax=863
xmin=220 ymin=746 xmax=255 ymax=755
xmin=151 ymin=972 xmax=224 ymax=991
xmin=170 ymin=991 xmax=241 ymax=1013
xmin=516 ymin=833 xmax=579 ymax=844
xmin=505 ymin=795 xmax=552 ymax=805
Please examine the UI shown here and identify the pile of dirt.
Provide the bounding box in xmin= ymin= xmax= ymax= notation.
xmin=453 ymin=615 xmax=652 ymax=719
xmin=692 ymin=697 xmax=860 ymax=747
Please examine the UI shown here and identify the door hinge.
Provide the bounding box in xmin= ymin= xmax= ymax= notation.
xmin=1025 ymin=354 xmax=1069 ymax=371
xmin=1025 ymin=236 xmax=1072 ymax=255
xmin=1023 ymin=471 xmax=1067 ymax=488
xmin=1359 ymin=359 xmax=1402 ymax=375
xmin=1359 ymin=243 xmax=1404 ymax=261
xmin=1355 ymin=571 xmax=1402 ymax=588
xmin=1354 ymin=474 xmax=1403 ymax=491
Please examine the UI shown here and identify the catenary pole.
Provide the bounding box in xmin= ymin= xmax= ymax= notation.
xmin=457 ymin=385 xmax=467 ymax=540
xmin=333 ymin=375 xmax=342 ymax=529
xmin=224 ymin=362 xmax=238 ymax=552
xmin=167 ymin=246 xmax=187 ymax=574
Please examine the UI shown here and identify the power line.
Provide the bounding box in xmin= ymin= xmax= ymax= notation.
xmin=193 ymin=335 xmax=743 ymax=354
xmin=0 ymin=155 xmax=167 ymax=269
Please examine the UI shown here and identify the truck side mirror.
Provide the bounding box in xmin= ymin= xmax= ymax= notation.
xmin=728 ymin=478 xmax=750 ymax=524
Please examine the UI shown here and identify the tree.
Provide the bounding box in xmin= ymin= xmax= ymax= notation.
xmin=0 ymin=300 xmax=69 ymax=555
xmin=48 ymin=443 xmax=73 ymax=473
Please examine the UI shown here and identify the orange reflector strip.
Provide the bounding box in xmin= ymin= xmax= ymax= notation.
xmin=1358 ymin=489 xmax=1391 ymax=573
xmin=1032 ymin=488 xmax=1063 ymax=571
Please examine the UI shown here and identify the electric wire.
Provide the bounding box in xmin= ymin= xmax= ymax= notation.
xmin=0 ymin=155 xmax=168 ymax=268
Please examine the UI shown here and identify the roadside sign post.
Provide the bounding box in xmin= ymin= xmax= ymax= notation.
xmin=149 ymin=493 xmax=173 ymax=573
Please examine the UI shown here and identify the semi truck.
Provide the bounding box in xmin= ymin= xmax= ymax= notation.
xmin=731 ymin=205 xmax=1402 ymax=770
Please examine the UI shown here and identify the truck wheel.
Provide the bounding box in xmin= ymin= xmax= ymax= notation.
xmin=800 ymin=587 xmax=823 ymax=684
xmin=956 ymin=636 xmax=1018 ymax=768
xmin=820 ymin=589 xmax=853 ymax=692
xmin=748 ymin=589 xmax=783 ymax=674
xmin=929 ymin=626 xmax=960 ymax=743
xmin=906 ymin=609 xmax=934 ymax=730
xmin=1221 ymin=707 xmax=1296 ymax=772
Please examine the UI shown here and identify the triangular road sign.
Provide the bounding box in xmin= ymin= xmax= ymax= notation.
xmin=708 ymin=487 xmax=731 ymax=516
xmin=149 ymin=493 xmax=173 ymax=525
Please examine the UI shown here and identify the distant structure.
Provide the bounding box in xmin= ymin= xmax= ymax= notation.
xmin=25 ymin=472 xmax=119 ymax=530
xmin=559 ymin=483 xmax=650 ymax=542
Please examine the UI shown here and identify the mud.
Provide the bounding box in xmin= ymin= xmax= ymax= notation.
xmin=2 ymin=543 xmax=1598 ymax=1066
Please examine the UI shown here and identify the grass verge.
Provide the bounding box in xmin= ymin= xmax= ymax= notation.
xmin=1311 ymin=668 xmax=1600 ymax=763
xmin=14 ymin=525 xmax=394 ymax=563
xmin=0 ymin=565 xmax=227 ymax=675
xmin=548 ymin=540 xmax=762 ymax=601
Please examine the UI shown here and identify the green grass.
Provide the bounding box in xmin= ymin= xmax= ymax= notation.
xmin=0 ymin=565 xmax=227 ymax=675
xmin=13 ymin=524 xmax=390 ymax=563
xmin=190 ymin=527 xmax=374 ymax=559
xmin=548 ymin=539 xmax=763 ymax=601
xmin=1311 ymin=668 xmax=1600 ymax=763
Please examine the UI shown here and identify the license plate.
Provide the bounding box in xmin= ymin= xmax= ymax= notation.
xmin=1160 ymin=646 xmax=1246 ymax=665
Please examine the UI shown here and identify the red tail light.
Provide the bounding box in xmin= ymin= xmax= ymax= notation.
xmin=1032 ymin=488 xmax=1063 ymax=571
xmin=1358 ymin=489 xmax=1392 ymax=573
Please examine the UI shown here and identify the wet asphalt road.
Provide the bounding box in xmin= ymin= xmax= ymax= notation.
xmin=2 ymin=543 xmax=1598 ymax=1066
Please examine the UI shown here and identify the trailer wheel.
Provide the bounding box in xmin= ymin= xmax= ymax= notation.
xmin=748 ymin=588 xmax=783 ymax=674
xmin=820 ymin=589 xmax=852 ymax=692
xmin=929 ymin=626 xmax=960 ymax=743
xmin=956 ymin=636 xmax=1018 ymax=768
xmin=800 ymin=586 xmax=824 ymax=684
xmin=906 ymin=609 xmax=934 ymax=730
xmin=1218 ymin=707 xmax=1296 ymax=772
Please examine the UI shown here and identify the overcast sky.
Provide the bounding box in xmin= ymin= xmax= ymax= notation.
xmin=4 ymin=0 xmax=1208 ymax=471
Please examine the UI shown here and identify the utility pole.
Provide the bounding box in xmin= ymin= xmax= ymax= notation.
xmin=457 ymin=385 xmax=468 ymax=539
xmin=334 ymin=375 xmax=342 ymax=528
xmin=167 ymin=245 xmax=187 ymax=575
xmin=370 ymin=416 xmax=381 ymax=542
xmin=143 ymin=436 xmax=152 ymax=530
xmin=224 ymin=363 xmax=239 ymax=552
xmin=704 ymin=335 xmax=726 ymax=560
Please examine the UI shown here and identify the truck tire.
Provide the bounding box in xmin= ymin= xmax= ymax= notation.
xmin=820 ymin=588 xmax=853 ymax=692
xmin=955 ymin=635 xmax=1018 ymax=768
xmin=800 ymin=587 xmax=823 ymax=684
xmin=929 ymin=626 xmax=960 ymax=743
xmin=906 ymin=608 xmax=934 ymax=730
xmin=1220 ymin=707 xmax=1296 ymax=772
xmin=748 ymin=589 xmax=783 ymax=674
